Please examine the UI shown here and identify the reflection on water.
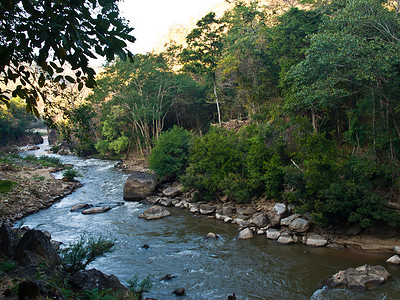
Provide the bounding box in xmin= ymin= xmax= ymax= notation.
xmin=22 ymin=140 xmax=400 ymax=299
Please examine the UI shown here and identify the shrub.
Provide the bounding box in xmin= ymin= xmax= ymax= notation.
xmin=59 ymin=235 xmax=114 ymax=274
xmin=38 ymin=155 xmax=62 ymax=167
xmin=128 ymin=275 xmax=153 ymax=299
xmin=62 ymin=168 xmax=82 ymax=181
xmin=148 ymin=126 xmax=191 ymax=181
xmin=0 ymin=180 xmax=17 ymax=194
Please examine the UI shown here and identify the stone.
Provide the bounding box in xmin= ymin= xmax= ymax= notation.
xmin=139 ymin=205 xmax=171 ymax=220
xmin=145 ymin=196 xmax=160 ymax=205
xmin=215 ymin=213 xmax=224 ymax=220
xmin=238 ymin=228 xmax=253 ymax=239
xmin=69 ymin=269 xmax=129 ymax=293
xmin=159 ymin=198 xmax=173 ymax=207
xmin=0 ymin=222 xmax=19 ymax=258
xmin=70 ymin=203 xmax=93 ymax=212
xmin=161 ymin=274 xmax=176 ymax=281
xmin=15 ymin=229 xmax=60 ymax=269
xmin=222 ymin=206 xmax=234 ymax=216
xmin=306 ymin=234 xmax=328 ymax=247
xmin=386 ymin=255 xmax=400 ymax=264
xmin=123 ymin=172 xmax=158 ymax=201
xmin=266 ymin=229 xmax=281 ymax=240
xmin=257 ymin=230 xmax=265 ymax=235
xmin=327 ymin=264 xmax=391 ymax=289
xmin=251 ymin=213 xmax=268 ymax=228
xmin=199 ymin=204 xmax=215 ymax=215
xmin=280 ymin=214 xmax=301 ymax=226
xmin=205 ymin=232 xmax=219 ymax=239
xmin=220 ymin=195 xmax=228 ymax=202
xmin=18 ymin=280 xmax=66 ymax=300
xmin=81 ymin=206 xmax=111 ymax=215
xmin=273 ymin=203 xmax=287 ymax=216
xmin=277 ymin=232 xmax=293 ymax=244
xmin=190 ymin=206 xmax=199 ymax=213
xmin=289 ymin=218 xmax=310 ymax=234
xmin=237 ymin=207 xmax=256 ymax=220
xmin=239 ymin=220 xmax=250 ymax=228
xmin=173 ymin=288 xmax=185 ymax=296
xmin=163 ymin=186 xmax=181 ymax=198
xmin=224 ymin=217 xmax=233 ymax=223
xmin=394 ymin=246 xmax=400 ymax=255
xmin=141 ymin=244 xmax=150 ymax=249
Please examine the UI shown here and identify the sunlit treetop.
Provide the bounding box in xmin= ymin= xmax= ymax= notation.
xmin=0 ymin=0 xmax=135 ymax=116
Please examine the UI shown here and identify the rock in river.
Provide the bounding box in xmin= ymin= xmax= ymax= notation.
xmin=138 ymin=205 xmax=171 ymax=220
xmin=123 ymin=172 xmax=158 ymax=201
xmin=82 ymin=206 xmax=111 ymax=215
xmin=327 ymin=264 xmax=391 ymax=289
xmin=386 ymin=255 xmax=400 ymax=264
xmin=71 ymin=203 xmax=93 ymax=212
xmin=238 ymin=228 xmax=253 ymax=240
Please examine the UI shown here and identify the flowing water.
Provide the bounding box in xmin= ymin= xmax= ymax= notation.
xmin=21 ymin=139 xmax=400 ymax=299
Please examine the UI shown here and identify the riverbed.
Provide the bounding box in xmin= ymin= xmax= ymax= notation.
xmin=21 ymin=140 xmax=400 ymax=299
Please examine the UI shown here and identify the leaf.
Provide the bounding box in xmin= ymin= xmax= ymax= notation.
xmin=38 ymin=73 xmax=45 ymax=87
xmin=65 ymin=75 xmax=76 ymax=83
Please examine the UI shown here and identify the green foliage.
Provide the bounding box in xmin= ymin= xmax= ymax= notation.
xmin=0 ymin=98 xmax=36 ymax=144
xmin=0 ymin=259 xmax=17 ymax=272
xmin=128 ymin=275 xmax=153 ymax=299
xmin=148 ymin=126 xmax=191 ymax=181
xmin=1 ymin=0 xmax=135 ymax=115
xmin=38 ymin=156 xmax=62 ymax=167
xmin=62 ymin=168 xmax=82 ymax=181
xmin=59 ymin=235 xmax=114 ymax=274
xmin=181 ymin=124 xmax=288 ymax=202
xmin=0 ymin=180 xmax=17 ymax=194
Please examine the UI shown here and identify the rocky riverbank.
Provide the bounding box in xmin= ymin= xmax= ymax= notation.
xmin=123 ymin=172 xmax=400 ymax=260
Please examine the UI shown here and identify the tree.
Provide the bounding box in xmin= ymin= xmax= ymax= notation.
xmin=180 ymin=12 xmax=225 ymax=124
xmin=0 ymin=0 xmax=135 ymax=116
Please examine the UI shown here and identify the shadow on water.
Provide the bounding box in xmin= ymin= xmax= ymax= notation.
xmin=22 ymin=139 xmax=400 ymax=300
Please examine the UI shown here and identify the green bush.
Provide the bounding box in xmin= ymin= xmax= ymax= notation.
xmin=0 ymin=180 xmax=17 ymax=194
xmin=38 ymin=155 xmax=62 ymax=167
xmin=148 ymin=126 xmax=191 ymax=181
xmin=62 ymin=168 xmax=82 ymax=181
xmin=128 ymin=275 xmax=153 ymax=299
xmin=59 ymin=235 xmax=114 ymax=274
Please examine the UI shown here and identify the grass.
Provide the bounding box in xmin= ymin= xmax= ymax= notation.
xmin=0 ymin=180 xmax=17 ymax=194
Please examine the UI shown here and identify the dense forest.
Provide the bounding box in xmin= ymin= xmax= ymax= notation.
xmin=4 ymin=0 xmax=400 ymax=229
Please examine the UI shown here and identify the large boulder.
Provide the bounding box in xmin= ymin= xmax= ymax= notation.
xmin=123 ymin=172 xmax=158 ymax=201
xmin=327 ymin=264 xmax=391 ymax=289
xmin=69 ymin=269 xmax=129 ymax=294
xmin=277 ymin=232 xmax=294 ymax=244
xmin=267 ymin=203 xmax=287 ymax=227
xmin=81 ymin=206 xmax=111 ymax=215
xmin=251 ymin=213 xmax=268 ymax=228
xmin=138 ymin=205 xmax=171 ymax=220
xmin=15 ymin=229 xmax=60 ymax=269
xmin=266 ymin=229 xmax=281 ymax=240
xmin=236 ymin=207 xmax=256 ymax=220
xmin=0 ymin=222 xmax=19 ymax=258
xmin=280 ymin=214 xmax=301 ymax=226
xmin=306 ymin=234 xmax=327 ymax=247
xmin=199 ymin=204 xmax=216 ymax=215
xmin=163 ymin=186 xmax=182 ymax=198
xmin=289 ymin=218 xmax=310 ymax=234
xmin=70 ymin=203 xmax=93 ymax=212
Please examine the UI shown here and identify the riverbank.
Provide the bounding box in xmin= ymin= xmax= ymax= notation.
xmin=0 ymin=154 xmax=82 ymax=224
xmin=122 ymin=170 xmax=400 ymax=257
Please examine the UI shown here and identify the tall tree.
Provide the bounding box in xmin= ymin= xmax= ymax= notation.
xmin=0 ymin=0 xmax=135 ymax=116
xmin=180 ymin=12 xmax=225 ymax=124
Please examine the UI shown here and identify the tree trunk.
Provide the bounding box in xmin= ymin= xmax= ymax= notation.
xmin=213 ymin=73 xmax=222 ymax=125
xmin=311 ymin=108 xmax=318 ymax=134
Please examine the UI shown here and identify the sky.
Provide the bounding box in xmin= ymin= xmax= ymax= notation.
xmin=118 ymin=0 xmax=222 ymax=54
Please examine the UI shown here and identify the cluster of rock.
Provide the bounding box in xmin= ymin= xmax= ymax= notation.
xmin=0 ymin=223 xmax=129 ymax=299
xmin=124 ymin=173 xmax=329 ymax=247
xmin=123 ymin=171 xmax=400 ymax=268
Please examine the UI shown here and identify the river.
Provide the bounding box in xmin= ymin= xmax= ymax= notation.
xmin=21 ymin=139 xmax=400 ymax=299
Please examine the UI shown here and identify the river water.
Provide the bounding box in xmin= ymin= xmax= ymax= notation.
xmin=21 ymin=139 xmax=400 ymax=299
